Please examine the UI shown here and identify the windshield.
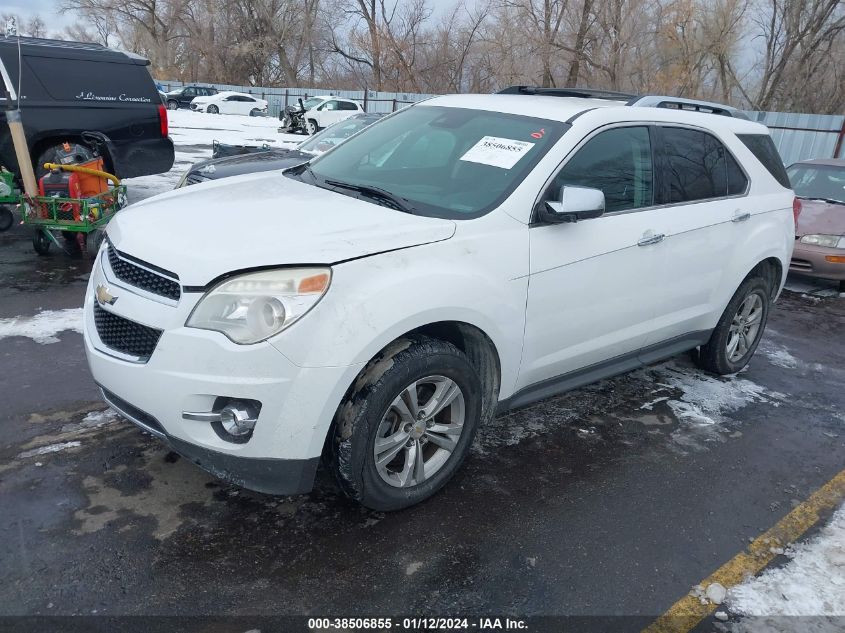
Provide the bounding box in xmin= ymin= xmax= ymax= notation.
xmin=299 ymin=117 xmax=375 ymax=155
xmin=297 ymin=105 xmax=567 ymax=218
xmin=302 ymin=97 xmax=324 ymax=110
xmin=788 ymin=164 xmax=845 ymax=204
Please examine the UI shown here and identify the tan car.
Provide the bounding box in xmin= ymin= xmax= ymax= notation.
xmin=787 ymin=159 xmax=845 ymax=291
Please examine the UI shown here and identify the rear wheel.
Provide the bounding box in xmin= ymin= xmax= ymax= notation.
xmin=0 ymin=206 xmax=13 ymax=232
xmin=327 ymin=337 xmax=482 ymax=511
xmin=695 ymin=276 xmax=770 ymax=375
xmin=207 ymin=104 xmax=219 ymax=114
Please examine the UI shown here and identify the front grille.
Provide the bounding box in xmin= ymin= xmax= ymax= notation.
xmin=107 ymin=245 xmax=181 ymax=301
xmin=93 ymin=303 xmax=163 ymax=361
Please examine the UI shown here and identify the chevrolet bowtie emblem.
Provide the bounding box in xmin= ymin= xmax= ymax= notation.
xmin=96 ymin=284 xmax=118 ymax=306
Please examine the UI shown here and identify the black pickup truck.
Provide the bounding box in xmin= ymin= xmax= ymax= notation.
xmin=0 ymin=36 xmax=174 ymax=180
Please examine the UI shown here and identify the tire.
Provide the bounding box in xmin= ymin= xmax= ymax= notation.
xmin=34 ymin=143 xmax=94 ymax=180
xmin=167 ymin=100 xmax=179 ymax=110
xmin=33 ymin=230 xmax=52 ymax=256
xmin=839 ymin=280 xmax=845 ymax=293
xmin=89 ymin=228 xmax=106 ymax=253
xmin=327 ymin=336 xmax=482 ymax=511
xmin=695 ymin=276 xmax=771 ymax=375
xmin=250 ymin=108 xmax=261 ymax=117
xmin=207 ymin=105 xmax=219 ymax=114
xmin=0 ymin=206 xmax=13 ymax=232
xmin=306 ymin=118 xmax=318 ymax=135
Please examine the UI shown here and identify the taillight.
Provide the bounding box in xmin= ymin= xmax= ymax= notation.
xmin=792 ymin=197 xmax=802 ymax=228
xmin=157 ymin=104 xmax=169 ymax=137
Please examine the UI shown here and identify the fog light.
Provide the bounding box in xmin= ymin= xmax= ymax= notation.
xmin=219 ymin=403 xmax=257 ymax=436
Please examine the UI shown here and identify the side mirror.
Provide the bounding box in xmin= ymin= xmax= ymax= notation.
xmin=539 ymin=185 xmax=605 ymax=223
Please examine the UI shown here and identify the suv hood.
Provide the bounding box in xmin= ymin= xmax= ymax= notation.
xmin=107 ymin=172 xmax=456 ymax=286
xmin=190 ymin=149 xmax=312 ymax=181
xmin=796 ymin=198 xmax=845 ymax=237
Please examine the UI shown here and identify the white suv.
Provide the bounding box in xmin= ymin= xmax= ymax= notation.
xmin=301 ymin=95 xmax=364 ymax=134
xmin=83 ymin=88 xmax=796 ymax=510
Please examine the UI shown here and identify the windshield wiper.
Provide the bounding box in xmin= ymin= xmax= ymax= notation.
xmin=324 ymin=179 xmax=416 ymax=214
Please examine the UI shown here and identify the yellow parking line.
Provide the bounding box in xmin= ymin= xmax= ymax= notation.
xmin=643 ymin=467 xmax=845 ymax=633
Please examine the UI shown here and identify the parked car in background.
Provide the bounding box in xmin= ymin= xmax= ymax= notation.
xmin=86 ymin=89 xmax=795 ymax=511
xmin=164 ymin=85 xmax=218 ymax=110
xmin=280 ymin=95 xmax=364 ymax=135
xmin=0 ymin=36 xmax=174 ymax=180
xmin=788 ymin=158 xmax=845 ymax=290
xmin=191 ymin=91 xmax=268 ymax=116
xmin=177 ymin=113 xmax=384 ymax=187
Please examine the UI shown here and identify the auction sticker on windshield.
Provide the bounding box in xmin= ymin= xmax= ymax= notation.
xmin=459 ymin=136 xmax=535 ymax=169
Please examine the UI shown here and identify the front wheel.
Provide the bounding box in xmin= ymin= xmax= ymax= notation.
xmin=167 ymin=100 xmax=179 ymax=110
xmin=327 ymin=337 xmax=482 ymax=511
xmin=695 ymin=276 xmax=771 ymax=375
xmin=33 ymin=230 xmax=52 ymax=256
xmin=207 ymin=104 xmax=219 ymax=114
xmin=0 ymin=206 xmax=13 ymax=232
xmin=306 ymin=118 xmax=318 ymax=135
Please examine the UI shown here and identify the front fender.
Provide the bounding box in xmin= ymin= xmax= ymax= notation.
xmin=269 ymin=218 xmax=528 ymax=401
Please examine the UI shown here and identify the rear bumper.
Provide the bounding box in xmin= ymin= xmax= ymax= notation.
xmin=110 ymin=137 xmax=175 ymax=179
xmin=790 ymin=243 xmax=845 ymax=281
xmin=100 ymin=386 xmax=320 ymax=495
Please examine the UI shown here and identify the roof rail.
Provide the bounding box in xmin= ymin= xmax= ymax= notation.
xmin=628 ymin=95 xmax=748 ymax=119
xmin=497 ymin=86 xmax=637 ymax=102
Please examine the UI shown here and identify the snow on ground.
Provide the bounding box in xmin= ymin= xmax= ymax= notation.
xmin=0 ymin=308 xmax=83 ymax=344
xmin=722 ymin=503 xmax=845 ymax=631
xmin=17 ymin=441 xmax=82 ymax=459
xmin=759 ymin=339 xmax=801 ymax=370
xmin=783 ymin=276 xmax=843 ymax=299
xmin=474 ymin=358 xmax=786 ymax=453
xmin=121 ymin=109 xmax=304 ymax=204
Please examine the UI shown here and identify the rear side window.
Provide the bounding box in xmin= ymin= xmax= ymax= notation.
xmin=25 ymin=55 xmax=158 ymax=103
xmin=727 ymin=153 xmax=748 ymax=195
xmin=550 ymin=126 xmax=654 ymax=213
xmin=660 ymin=127 xmax=738 ymax=203
xmin=737 ymin=134 xmax=790 ymax=188
xmin=340 ymin=101 xmax=359 ymax=111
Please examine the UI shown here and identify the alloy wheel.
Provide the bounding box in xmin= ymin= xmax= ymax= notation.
xmin=726 ymin=292 xmax=764 ymax=363
xmin=373 ymin=375 xmax=466 ymax=488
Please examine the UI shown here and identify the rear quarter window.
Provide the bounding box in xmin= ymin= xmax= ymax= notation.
xmin=25 ymin=55 xmax=158 ymax=104
xmin=737 ymin=134 xmax=790 ymax=188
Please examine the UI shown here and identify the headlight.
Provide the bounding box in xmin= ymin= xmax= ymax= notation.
xmin=175 ymin=169 xmax=190 ymax=188
xmin=799 ymin=234 xmax=845 ymax=248
xmin=186 ymin=268 xmax=331 ymax=344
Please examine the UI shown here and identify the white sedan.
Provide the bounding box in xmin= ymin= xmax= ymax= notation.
xmin=191 ymin=91 xmax=268 ymax=116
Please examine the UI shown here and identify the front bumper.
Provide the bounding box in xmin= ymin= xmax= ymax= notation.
xmin=790 ymin=243 xmax=845 ymax=281
xmin=83 ymin=247 xmax=359 ymax=495
xmin=100 ymin=387 xmax=319 ymax=494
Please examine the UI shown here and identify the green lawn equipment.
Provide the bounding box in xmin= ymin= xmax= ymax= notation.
xmin=22 ymin=161 xmax=127 ymax=255
xmin=0 ymin=168 xmax=16 ymax=231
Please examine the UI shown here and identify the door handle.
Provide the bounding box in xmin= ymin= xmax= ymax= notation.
xmin=732 ymin=211 xmax=751 ymax=223
xmin=637 ymin=233 xmax=665 ymax=247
